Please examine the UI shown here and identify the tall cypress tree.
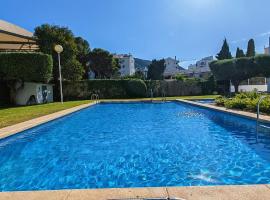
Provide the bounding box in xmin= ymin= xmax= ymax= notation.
xmin=236 ymin=47 xmax=245 ymax=58
xmin=216 ymin=39 xmax=232 ymax=60
xmin=246 ymin=39 xmax=255 ymax=57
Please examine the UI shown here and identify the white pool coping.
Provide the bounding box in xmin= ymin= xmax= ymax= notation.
xmin=176 ymin=99 xmax=270 ymax=123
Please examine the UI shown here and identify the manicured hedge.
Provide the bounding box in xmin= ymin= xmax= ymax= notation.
xmin=0 ymin=52 xmax=53 ymax=83
xmin=125 ymin=79 xmax=147 ymax=97
xmin=62 ymin=79 xmax=147 ymax=100
xmin=210 ymin=55 xmax=270 ymax=92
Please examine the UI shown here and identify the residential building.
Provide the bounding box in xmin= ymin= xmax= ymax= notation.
xmin=114 ymin=54 xmax=135 ymax=77
xmin=163 ymin=57 xmax=184 ymax=78
xmin=183 ymin=56 xmax=214 ymax=78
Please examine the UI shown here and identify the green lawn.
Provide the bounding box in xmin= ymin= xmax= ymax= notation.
xmin=0 ymin=95 xmax=219 ymax=129
xmin=0 ymin=100 xmax=92 ymax=129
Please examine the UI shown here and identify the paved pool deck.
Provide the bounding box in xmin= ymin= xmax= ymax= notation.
xmin=0 ymin=185 xmax=270 ymax=200
xmin=1 ymin=100 xmax=270 ymax=199
xmin=176 ymin=99 xmax=270 ymax=123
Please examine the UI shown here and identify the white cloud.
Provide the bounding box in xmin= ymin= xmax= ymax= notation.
xmin=231 ymin=38 xmax=247 ymax=44
xmin=257 ymin=31 xmax=270 ymax=37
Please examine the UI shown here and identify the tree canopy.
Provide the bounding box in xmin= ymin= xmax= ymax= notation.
xmin=75 ymin=37 xmax=91 ymax=79
xmin=236 ymin=47 xmax=245 ymax=58
xmin=89 ymin=48 xmax=120 ymax=78
xmin=147 ymin=59 xmax=166 ymax=80
xmin=216 ymin=39 xmax=232 ymax=60
xmin=34 ymin=24 xmax=85 ymax=81
xmin=246 ymin=39 xmax=256 ymax=57
xmin=210 ymin=55 xmax=270 ymax=93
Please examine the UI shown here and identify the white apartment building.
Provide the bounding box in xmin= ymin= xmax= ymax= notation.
xmin=114 ymin=54 xmax=135 ymax=77
xmin=184 ymin=56 xmax=214 ymax=78
xmin=163 ymin=57 xmax=184 ymax=78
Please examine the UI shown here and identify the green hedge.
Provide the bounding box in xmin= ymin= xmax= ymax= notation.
xmin=0 ymin=52 xmax=53 ymax=83
xmin=125 ymin=79 xmax=147 ymax=97
xmin=62 ymin=79 xmax=147 ymax=100
xmin=210 ymin=55 xmax=270 ymax=92
xmin=61 ymin=78 xmax=210 ymax=100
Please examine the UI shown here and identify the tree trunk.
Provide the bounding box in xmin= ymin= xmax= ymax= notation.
xmin=232 ymin=80 xmax=240 ymax=93
xmin=7 ymin=80 xmax=23 ymax=105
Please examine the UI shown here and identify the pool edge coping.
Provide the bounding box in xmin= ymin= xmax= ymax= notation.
xmin=1 ymin=185 xmax=270 ymax=200
xmin=176 ymin=99 xmax=270 ymax=123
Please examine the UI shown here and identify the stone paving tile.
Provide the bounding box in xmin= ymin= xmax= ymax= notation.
xmin=0 ymin=190 xmax=70 ymax=200
xmin=67 ymin=187 xmax=168 ymax=200
xmin=167 ymin=185 xmax=270 ymax=200
xmin=1 ymin=186 xmax=270 ymax=200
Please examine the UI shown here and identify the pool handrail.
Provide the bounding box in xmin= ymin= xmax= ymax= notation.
xmin=91 ymin=93 xmax=100 ymax=104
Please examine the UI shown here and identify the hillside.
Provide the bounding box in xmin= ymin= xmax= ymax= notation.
xmin=134 ymin=58 xmax=152 ymax=70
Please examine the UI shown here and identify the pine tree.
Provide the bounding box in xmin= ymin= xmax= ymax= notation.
xmin=246 ymin=39 xmax=255 ymax=57
xmin=236 ymin=47 xmax=245 ymax=58
xmin=216 ymin=39 xmax=232 ymax=60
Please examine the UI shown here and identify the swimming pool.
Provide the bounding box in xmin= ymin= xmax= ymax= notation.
xmin=0 ymin=102 xmax=270 ymax=191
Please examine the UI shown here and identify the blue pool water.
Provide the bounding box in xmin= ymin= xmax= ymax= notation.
xmin=0 ymin=102 xmax=270 ymax=191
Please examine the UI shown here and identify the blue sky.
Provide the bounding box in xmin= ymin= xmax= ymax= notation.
xmin=1 ymin=0 xmax=270 ymax=67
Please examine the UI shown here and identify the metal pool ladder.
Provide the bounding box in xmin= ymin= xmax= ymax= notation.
xmin=161 ymin=92 xmax=166 ymax=102
xmin=150 ymin=89 xmax=154 ymax=102
xmin=91 ymin=93 xmax=100 ymax=104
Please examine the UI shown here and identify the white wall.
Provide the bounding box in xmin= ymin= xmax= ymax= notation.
xmin=15 ymin=82 xmax=53 ymax=105
xmin=230 ymin=85 xmax=267 ymax=93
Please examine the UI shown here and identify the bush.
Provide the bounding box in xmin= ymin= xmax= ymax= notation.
xmin=0 ymin=52 xmax=53 ymax=83
xmin=215 ymin=91 xmax=270 ymax=114
xmin=125 ymin=79 xmax=147 ymax=97
xmin=224 ymin=98 xmax=248 ymax=110
xmin=215 ymin=96 xmax=227 ymax=106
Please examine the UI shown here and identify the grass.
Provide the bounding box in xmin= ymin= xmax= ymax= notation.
xmin=0 ymin=95 xmax=219 ymax=129
xmin=0 ymin=100 xmax=92 ymax=129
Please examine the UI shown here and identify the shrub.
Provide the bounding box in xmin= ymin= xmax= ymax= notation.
xmin=0 ymin=52 xmax=53 ymax=83
xmin=215 ymin=96 xmax=227 ymax=106
xmin=216 ymin=92 xmax=270 ymax=114
xmin=224 ymin=98 xmax=248 ymax=110
xmin=125 ymin=79 xmax=147 ymax=97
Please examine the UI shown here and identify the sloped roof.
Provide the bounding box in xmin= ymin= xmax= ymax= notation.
xmin=0 ymin=20 xmax=38 ymax=51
